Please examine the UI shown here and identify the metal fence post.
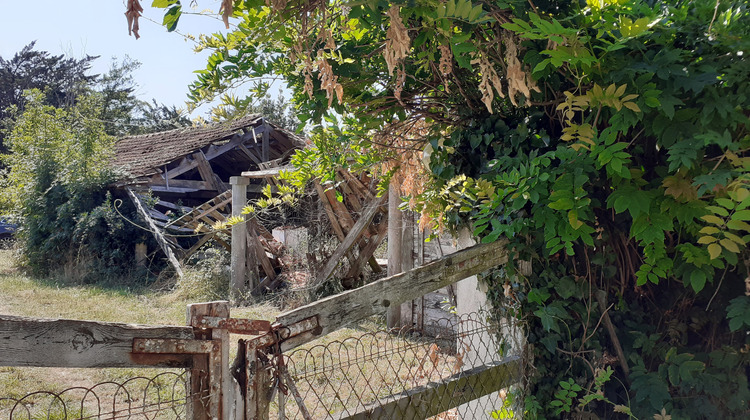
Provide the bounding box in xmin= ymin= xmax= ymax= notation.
xmin=187 ymin=301 xmax=232 ymax=420
xmin=245 ymin=343 xmax=272 ymax=420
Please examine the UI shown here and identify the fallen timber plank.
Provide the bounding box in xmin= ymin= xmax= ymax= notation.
xmin=128 ymin=189 xmax=184 ymax=277
xmin=0 ymin=315 xmax=194 ymax=368
xmin=276 ymin=239 xmax=509 ymax=349
xmin=334 ymin=356 xmax=522 ymax=420
xmin=314 ymin=193 xmax=388 ymax=286
xmin=238 ymin=143 xmax=263 ymax=165
xmin=247 ymin=225 xmax=277 ymax=281
xmin=147 ymin=178 xmax=211 ymax=190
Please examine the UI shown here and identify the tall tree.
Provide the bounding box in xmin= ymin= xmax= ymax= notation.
xmin=96 ymin=56 xmax=142 ymax=137
xmin=132 ymin=99 xmax=192 ymax=134
xmin=210 ymin=94 xmax=301 ymax=131
xmin=0 ymin=42 xmax=97 ymax=153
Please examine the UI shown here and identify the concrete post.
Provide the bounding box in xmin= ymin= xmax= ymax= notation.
xmin=135 ymin=243 xmax=147 ymax=268
xmin=230 ymin=176 xmax=250 ymax=300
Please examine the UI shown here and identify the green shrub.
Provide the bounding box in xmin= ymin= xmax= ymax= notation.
xmin=1 ymin=90 xmax=159 ymax=283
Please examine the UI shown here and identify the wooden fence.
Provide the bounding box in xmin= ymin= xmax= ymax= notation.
xmin=0 ymin=239 xmax=519 ymax=419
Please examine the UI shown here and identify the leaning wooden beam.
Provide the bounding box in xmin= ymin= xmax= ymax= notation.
xmin=314 ymin=181 xmax=357 ymax=267
xmin=238 ymin=143 xmax=263 ymax=166
xmin=181 ymin=232 xmax=216 ymax=263
xmin=340 ymin=169 xmax=374 ymax=200
xmin=277 ymin=239 xmax=508 ymax=347
xmin=334 ymin=356 xmax=522 ymax=420
xmin=0 ymin=315 xmax=194 ymax=368
xmin=163 ymin=156 xmax=200 ymax=180
xmin=194 ymin=151 xmax=224 ymax=192
xmin=148 ymin=178 xmax=212 ymax=190
xmin=247 ymin=225 xmax=276 ymax=281
xmin=127 ymin=189 xmax=184 ymax=278
xmin=325 ymin=188 xmax=357 ymax=233
xmin=148 ymin=185 xmax=202 ymax=194
xmin=155 ymin=199 xmax=193 ymax=212
xmin=344 ymin=217 xmax=388 ymax=281
xmin=315 ymin=193 xmax=388 ymax=286
xmin=261 ymin=119 xmax=270 ymax=161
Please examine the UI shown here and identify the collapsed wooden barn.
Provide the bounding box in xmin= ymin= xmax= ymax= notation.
xmin=110 ymin=115 xmax=389 ymax=294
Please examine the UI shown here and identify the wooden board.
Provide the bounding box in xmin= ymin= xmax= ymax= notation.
xmin=128 ymin=189 xmax=184 ymax=277
xmin=334 ymin=356 xmax=521 ymax=419
xmin=277 ymin=239 xmax=508 ymax=347
xmin=0 ymin=315 xmax=194 ymax=368
xmin=147 ymin=178 xmax=212 ymax=190
xmin=240 ymin=165 xmax=294 ymax=178
xmin=315 ymin=193 xmax=388 ymax=285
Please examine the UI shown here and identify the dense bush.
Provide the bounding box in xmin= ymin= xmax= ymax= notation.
xmin=1 ymin=90 xmax=156 ymax=282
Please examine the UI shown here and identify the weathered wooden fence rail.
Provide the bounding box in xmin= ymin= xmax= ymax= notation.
xmin=1 ymin=239 xmax=518 ymax=419
xmin=0 ymin=302 xmax=232 ymax=420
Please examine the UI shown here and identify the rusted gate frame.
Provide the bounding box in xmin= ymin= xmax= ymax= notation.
xmin=131 ymin=337 xmax=222 ymax=419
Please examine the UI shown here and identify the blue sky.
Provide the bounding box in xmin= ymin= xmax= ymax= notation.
xmin=0 ymin=0 xmax=231 ymax=117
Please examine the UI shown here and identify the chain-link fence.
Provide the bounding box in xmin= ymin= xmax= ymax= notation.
xmin=0 ymin=370 xmax=203 ymax=420
xmin=267 ymin=312 xmax=523 ymax=419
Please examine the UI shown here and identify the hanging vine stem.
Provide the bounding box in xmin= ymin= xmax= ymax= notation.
xmin=705 ymin=265 xmax=730 ymax=311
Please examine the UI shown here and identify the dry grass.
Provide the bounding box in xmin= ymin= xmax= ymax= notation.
xmin=0 ymin=248 xmax=278 ymax=407
xmin=1 ymin=249 xmax=509 ymax=419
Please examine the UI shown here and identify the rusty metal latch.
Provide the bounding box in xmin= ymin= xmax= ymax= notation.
xmin=247 ymin=315 xmax=321 ymax=349
xmin=132 ymin=338 xmax=219 ymax=354
xmin=193 ymin=316 xmax=272 ymax=335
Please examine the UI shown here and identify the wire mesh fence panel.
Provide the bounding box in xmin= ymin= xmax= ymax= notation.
xmin=0 ymin=370 xmax=208 ymax=420
xmin=270 ymin=312 xmax=523 ymax=420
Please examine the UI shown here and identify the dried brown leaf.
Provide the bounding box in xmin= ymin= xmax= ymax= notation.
xmin=303 ymin=58 xmax=314 ymax=100
xmin=316 ymin=50 xmax=343 ymax=107
xmin=125 ymin=0 xmax=144 ymax=39
xmin=319 ymin=29 xmax=337 ymax=50
xmin=220 ymin=0 xmax=233 ymax=29
xmin=453 ymin=351 xmax=464 ymax=373
xmin=428 ymin=343 xmax=440 ymax=368
xmin=504 ymin=33 xmax=539 ymax=106
xmin=393 ymin=67 xmax=406 ymax=105
xmin=471 ymin=51 xmax=504 ymax=113
xmin=438 ymin=44 xmax=453 ymax=76
xmin=384 ymin=5 xmax=410 ymax=75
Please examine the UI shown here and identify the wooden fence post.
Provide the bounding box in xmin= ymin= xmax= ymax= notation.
xmin=398 ymin=210 xmax=415 ymax=328
xmin=386 ymin=183 xmax=402 ymax=328
xmin=231 ymin=177 xmax=251 ymax=299
xmin=187 ymin=301 xmax=232 ymax=420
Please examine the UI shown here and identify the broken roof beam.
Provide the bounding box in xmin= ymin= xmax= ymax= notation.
xmin=261 ymin=119 xmax=270 ymax=161
xmin=193 ymin=151 xmax=225 ymax=192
